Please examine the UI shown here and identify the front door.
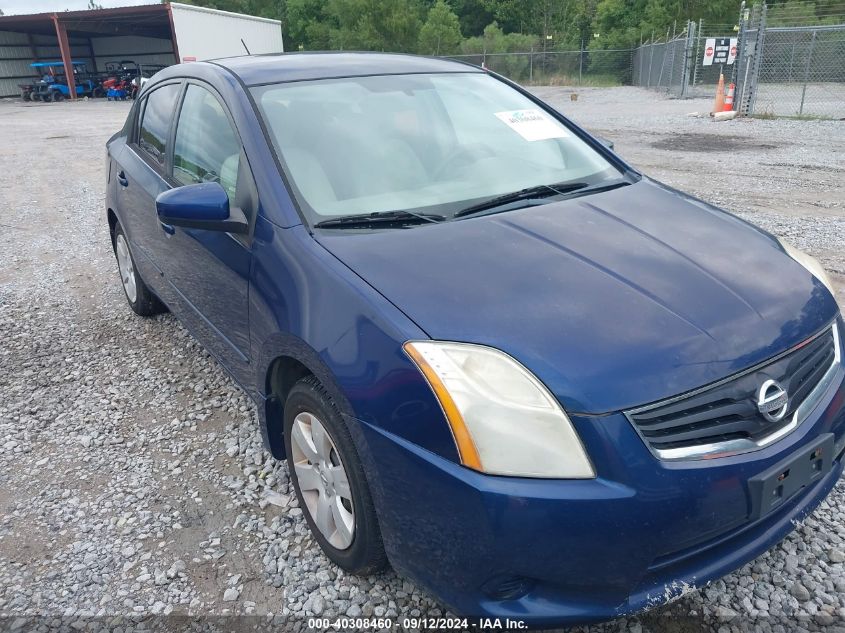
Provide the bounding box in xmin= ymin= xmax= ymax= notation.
xmin=155 ymin=81 xmax=254 ymax=384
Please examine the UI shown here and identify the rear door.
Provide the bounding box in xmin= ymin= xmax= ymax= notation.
xmin=116 ymin=81 xmax=182 ymax=299
xmin=154 ymin=81 xmax=255 ymax=383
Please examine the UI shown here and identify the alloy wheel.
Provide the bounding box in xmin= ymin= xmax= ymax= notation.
xmin=115 ymin=234 xmax=137 ymax=303
xmin=290 ymin=411 xmax=355 ymax=549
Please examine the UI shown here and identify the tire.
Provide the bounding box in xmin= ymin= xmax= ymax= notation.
xmin=51 ymin=91 xmax=64 ymax=102
xmin=112 ymin=223 xmax=166 ymax=317
xmin=285 ymin=376 xmax=388 ymax=575
xmin=92 ymin=87 xmax=104 ymax=98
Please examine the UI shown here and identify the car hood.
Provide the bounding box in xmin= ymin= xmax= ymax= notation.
xmin=315 ymin=179 xmax=838 ymax=414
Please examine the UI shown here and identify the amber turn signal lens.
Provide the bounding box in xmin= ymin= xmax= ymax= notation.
xmin=403 ymin=342 xmax=483 ymax=471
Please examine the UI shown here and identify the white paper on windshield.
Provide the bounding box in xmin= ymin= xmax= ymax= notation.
xmin=495 ymin=109 xmax=570 ymax=142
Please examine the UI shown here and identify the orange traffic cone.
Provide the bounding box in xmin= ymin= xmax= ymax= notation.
xmin=712 ymin=73 xmax=725 ymax=114
xmin=723 ymin=82 xmax=735 ymax=112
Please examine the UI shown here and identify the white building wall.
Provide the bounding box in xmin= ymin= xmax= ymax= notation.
xmin=170 ymin=2 xmax=283 ymax=62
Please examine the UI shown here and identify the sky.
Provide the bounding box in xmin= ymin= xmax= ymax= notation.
xmin=1 ymin=0 xmax=158 ymax=15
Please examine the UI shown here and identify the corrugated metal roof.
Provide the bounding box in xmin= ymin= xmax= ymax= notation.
xmin=0 ymin=4 xmax=171 ymax=38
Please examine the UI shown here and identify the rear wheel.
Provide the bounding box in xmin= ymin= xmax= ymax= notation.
xmin=51 ymin=91 xmax=64 ymax=102
xmin=112 ymin=223 xmax=166 ymax=317
xmin=285 ymin=376 xmax=387 ymax=575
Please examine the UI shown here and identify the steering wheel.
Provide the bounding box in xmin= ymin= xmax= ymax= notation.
xmin=432 ymin=143 xmax=496 ymax=180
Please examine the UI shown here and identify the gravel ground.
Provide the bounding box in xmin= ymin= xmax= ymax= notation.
xmin=0 ymin=89 xmax=843 ymax=633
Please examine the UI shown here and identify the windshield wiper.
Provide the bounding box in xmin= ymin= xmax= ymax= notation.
xmin=453 ymin=179 xmax=631 ymax=219
xmin=314 ymin=210 xmax=445 ymax=229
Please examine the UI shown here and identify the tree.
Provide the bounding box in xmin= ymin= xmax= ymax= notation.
xmin=285 ymin=0 xmax=331 ymax=50
xmin=450 ymin=0 xmax=494 ymax=36
xmin=419 ymin=0 xmax=463 ymax=54
xmin=590 ymin=0 xmax=741 ymax=49
xmin=88 ymin=0 xmax=104 ymax=9
xmin=480 ymin=0 xmax=592 ymax=49
xmin=325 ymin=0 xmax=423 ymax=52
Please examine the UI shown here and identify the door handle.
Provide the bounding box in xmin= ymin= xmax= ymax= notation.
xmin=159 ymin=221 xmax=175 ymax=235
xmin=117 ymin=171 xmax=129 ymax=187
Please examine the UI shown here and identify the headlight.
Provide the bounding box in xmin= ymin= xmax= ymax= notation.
xmin=404 ymin=341 xmax=595 ymax=479
xmin=779 ymin=238 xmax=834 ymax=295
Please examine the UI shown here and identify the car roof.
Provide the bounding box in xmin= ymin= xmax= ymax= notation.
xmin=212 ymin=52 xmax=481 ymax=86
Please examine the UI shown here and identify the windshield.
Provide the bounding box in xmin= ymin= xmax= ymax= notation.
xmin=253 ymin=73 xmax=622 ymax=225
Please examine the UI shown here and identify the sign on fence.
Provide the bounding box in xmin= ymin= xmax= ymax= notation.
xmin=703 ymin=38 xmax=738 ymax=65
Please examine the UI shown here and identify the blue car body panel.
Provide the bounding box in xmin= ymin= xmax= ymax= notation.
xmin=104 ymin=53 xmax=845 ymax=625
xmin=356 ymin=363 xmax=844 ymax=624
xmin=316 ymin=178 xmax=838 ymax=415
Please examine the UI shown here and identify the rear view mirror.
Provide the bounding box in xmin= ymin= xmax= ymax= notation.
xmin=156 ymin=182 xmax=248 ymax=234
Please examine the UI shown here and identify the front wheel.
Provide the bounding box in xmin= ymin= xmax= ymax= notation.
xmin=51 ymin=91 xmax=64 ymax=102
xmin=285 ymin=376 xmax=388 ymax=575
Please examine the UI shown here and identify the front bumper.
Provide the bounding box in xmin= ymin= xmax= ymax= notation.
xmin=354 ymin=360 xmax=845 ymax=626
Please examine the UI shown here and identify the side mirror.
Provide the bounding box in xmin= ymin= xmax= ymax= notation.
xmin=156 ymin=182 xmax=248 ymax=234
xmin=595 ymin=135 xmax=614 ymax=151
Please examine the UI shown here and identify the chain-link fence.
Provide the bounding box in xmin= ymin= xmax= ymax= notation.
xmin=749 ymin=23 xmax=845 ymax=118
xmin=631 ymin=27 xmax=692 ymax=96
xmin=443 ymin=3 xmax=844 ymax=118
xmin=630 ymin=3 xmax=845 ymax=119
xmin=445 ymin=49 xmax=633 ymax=87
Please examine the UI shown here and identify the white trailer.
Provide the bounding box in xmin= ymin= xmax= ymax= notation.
xmin=170 ymin=3 xmax=284 ymax=62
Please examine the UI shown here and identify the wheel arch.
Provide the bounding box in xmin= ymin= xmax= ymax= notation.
xmin=259 ymin=333 xmax=356 ymax=460
xmin=107 ymin=208 xmax=118 ymax=244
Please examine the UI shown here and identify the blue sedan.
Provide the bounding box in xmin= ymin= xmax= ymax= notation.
xmin=105 ymin=53 xmax=844 ymax=626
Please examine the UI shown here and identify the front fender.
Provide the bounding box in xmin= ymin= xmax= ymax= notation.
xmin=249 ymin=218 xmax=460 ymax=463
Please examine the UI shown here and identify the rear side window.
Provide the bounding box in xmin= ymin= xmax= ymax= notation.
xmin=172 ymin=84 xmax=241 ymax=203
xmin=138 ymin=83 xmax=180 ymax=167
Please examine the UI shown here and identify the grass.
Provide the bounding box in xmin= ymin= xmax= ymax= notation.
xmin=523 ymin=73 xmax=624 ymax=87
xmin=753 ymin=107 xmax=837 ymax=120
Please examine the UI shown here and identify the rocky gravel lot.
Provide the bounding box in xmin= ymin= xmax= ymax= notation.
xmin=0 ymin=88 xmax=843 ymax=633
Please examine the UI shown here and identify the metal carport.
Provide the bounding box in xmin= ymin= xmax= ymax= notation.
xmin=0 ymin=4 xmax=176 ymax=99
xmin=0 ymin=3 xmax=283 ymax=99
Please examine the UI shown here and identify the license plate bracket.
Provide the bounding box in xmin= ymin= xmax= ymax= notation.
xmin=748 ymin=433 xmax=834 ymax=520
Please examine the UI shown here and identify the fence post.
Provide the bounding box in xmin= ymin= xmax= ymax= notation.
xmin=680 ymin=20 xmax=696 ymax=98
xmin=798 ymin=29 xmax=817 ymax=116
xmin=579 ymin=38 xmax=584 ymax=85
xmin=529 ymin=46 xmax=533 ymax=83
xmin=746 ymin=3 xmax=767 ymax=116
xmin=647 ymin=31 xmax=655 ymax=87
xmin=691 ymin=18 xmax=703 ymax=91
xmin=656 ymin=27 xmax=670 ymax=89
xmin=667 ymin=21 xmax=677 ymax=94
xmin=736 ymin=2 xmax=751 ymax=113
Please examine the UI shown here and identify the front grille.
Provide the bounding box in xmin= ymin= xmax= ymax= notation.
xmin=628 ymin=325 xmax=838 ymax=456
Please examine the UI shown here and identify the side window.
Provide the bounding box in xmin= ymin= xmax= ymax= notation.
xmin=138 ymin=83 xmax=180 ymax=167
xmin=173 ymin=84 xmax=241 ymax=203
